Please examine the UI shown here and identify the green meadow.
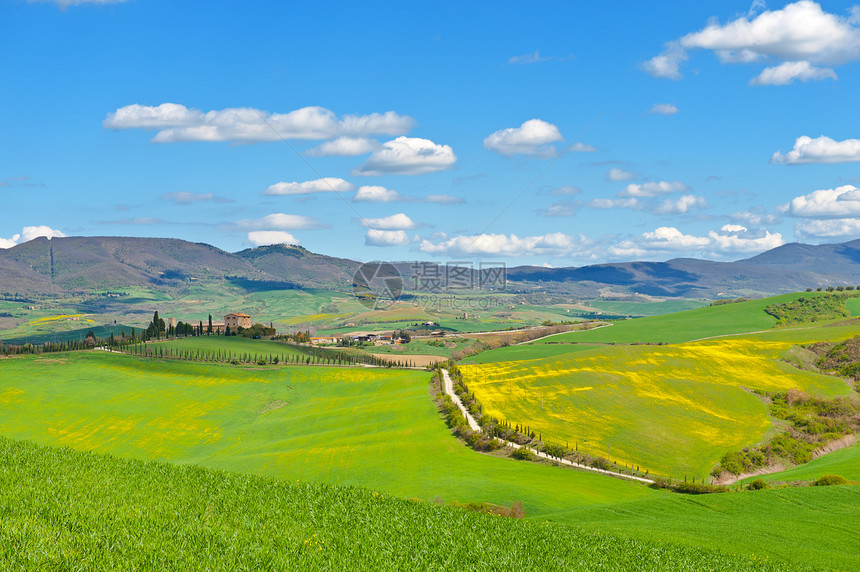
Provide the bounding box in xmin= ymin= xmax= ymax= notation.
xmin=741 ymin=443 xmax=860 ymax=484
xmin=0 ymin=351 xmax=649 ymax=518
xmin=539 ymin=293 xmax=813 ymax=345
xmin=2 ymin=436 xmax=820 ymax=572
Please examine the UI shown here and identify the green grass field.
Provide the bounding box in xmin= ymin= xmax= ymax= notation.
xmin=3 ymin=436 xmax=824 ymax=571
xmin=538 ymin=293 xmax=820 ymax=345
xmin=0 ymin=351 xmax=650 ymax=519
xmin=741 ymin=443 xmax=860 ymax=484
xmin=561 ymin=484 xmax=860 ymax=571
xmin=152 ymin=334 xmax=310 ymax=360
xmin=589 ymin=299 xmax=710 ymax=317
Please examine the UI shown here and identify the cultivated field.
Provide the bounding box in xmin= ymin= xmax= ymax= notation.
xmin=460 ymin=306 xmax=858 ymax=477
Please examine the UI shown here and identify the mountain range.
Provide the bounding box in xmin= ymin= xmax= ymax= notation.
xmin=1 ymin=236 xmax=859 ymax=300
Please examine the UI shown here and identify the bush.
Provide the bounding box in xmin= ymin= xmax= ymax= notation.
xmin=257 ymin=359 xmax=267 ymax=365
xmin=229 ymin=359 xmax=240 ymax=365
xmin=813 ymin=474 xmax=848 ymax=486
xmin=511 ymin=447 xmax=533 ymax=461
xmin=747 ymin=479 xmax=769 ymax=491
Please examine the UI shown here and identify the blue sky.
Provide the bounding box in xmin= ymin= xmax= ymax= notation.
xmin=2 ymin=0 xmax=860 ymax=266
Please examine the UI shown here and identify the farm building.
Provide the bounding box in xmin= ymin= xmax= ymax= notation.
xmin=224 ymin=313 xmax=252 ymax=329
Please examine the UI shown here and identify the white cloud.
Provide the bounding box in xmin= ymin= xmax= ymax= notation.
xmin=619 ymin=180 xmax=689 ymax=197
xmin=353 ymin=185 xmax=401 ymax=202
xmin=418 ymin=232 xmax=591 ymax=258
xmin=483 ymin=119 xmax=564 ymax=157
xmin=654 ymin=194 xmax=709 ymax=214
xmin=354 ymin=136 xmax=457 ymax=175
xmin=360 ymin=213 xmax=417 ymax=230
xmin=750 ymin=61 xmax=837 ymax=85
xmin=721 ymin=224 xmax=748 ymax=233
xmin=104 ymin=104 xmax=414 ymax=143
xmin=507 ymin=50 xmax=551 ymax=64
xmin=606 ymin=168 xmax=637 ymax=181
xmin=648 ymin=103 xmax=679 ymax=115
xmin=0 ymin=225 xmax=66 ymax=249
xmin=730 ymin=208 xmax=781 ymax=226
xmin=161 ymin=191 xmax=232 ymax=205
xmin=642 ymin=42 xmax=687 ymax=79
xmin=537 ymin=201 xmax=578 ymax=217
xmin=795 ymin=218 xmax=860 ymax=239
xmin=425 ymin=194 xmax=464 ymax=204
xmin=365 ymin=229 xmax=411 ymax=246
xmin=548 ymin=185 xmax=582 ymax=196
xmin=610 ymin=226 xmax=783 ymax=258
xmin=568 ymin=142 xmax=597 ymax=152
xmin=236 ymin=213 xmax=326 ymax=230
xmin=262 ymin=178 xmax=354 ymax=196
xmin=352 ymin=186 xmax=463 ymax=204
xmin=771 ymin=135 xmax=860 ymax=164
xmin=644 ymin=2 xmax=860 ymax=83
xmin=588 ymin=197 xmax=641 ymax=210
xmin=246 ymin=231 xmax=299 ymax=247
xmin=781 ymin=185 xmax=860 ymax=217
xmin=305 ymin=137 xmax=379 ymax=157
xmin=30 ymin=0 xmax=129 ymax=7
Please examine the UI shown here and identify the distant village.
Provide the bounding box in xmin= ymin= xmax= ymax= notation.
xmin=164 ymin=312 xmax=443 ymax=347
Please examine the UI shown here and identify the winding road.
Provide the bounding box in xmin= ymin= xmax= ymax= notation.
xmin=440 ymin=368 xmax=654 ymax=484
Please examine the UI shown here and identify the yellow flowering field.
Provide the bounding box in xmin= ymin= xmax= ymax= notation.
xmin=461 ymin=335 xmax=853 ymax=478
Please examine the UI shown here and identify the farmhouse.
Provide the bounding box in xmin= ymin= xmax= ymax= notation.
xmin=224 ymin=312 xmax=252 ymax=329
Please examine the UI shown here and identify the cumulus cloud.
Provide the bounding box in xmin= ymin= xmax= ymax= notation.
xmin=619 ymin=180 xmax=689 ymax=197
xmin=610 ymin=226 xmax=783 ymax=258
xmin=262 ymin=177 xmax=355 ymax=196
xmin=750 ymin=61 xmax=837 ymax=85
xmin=653 ymin=194 xmax=709 ymax=214
xmin=730 ymin=207 xmax=781 ymax=226
xmin=795 ymin=218 xmax=860 ymax=239
xmin=161 ymin=191 xmax=233 ymax=205
xmin=781 ymin=185 xmax=860 ymax=217
xmin=235 ymin=213 xmax=326 ymax=230
xmin=354 ymin=136 xmax=457 ymax=175
xmin=360 ymin=213 xmax=417 ymax=230
xmin=483 ymin=119 xmax=564 ymax=157
xmin=0 ymin=225 xmax=66 ymax=249
xmin=771 ymin=135 xmax=860 ymax=164
xmin=246 ymin=231 xmax=299 ymax=247
xmin=418 ymin=232 xmax=591 ymax=258
xmin=352 ymin=186 xmax=463 ymax=204
xmin=365 ymin=229 xmax=412 ymax=246
xmin=537 ymin=201 xmax=578 ymax=217
xmin=648 ymin=103 xmax=679 ymax=115
xmin=104 ymin=104 xmax=414 ymax=143
xmin=644 ymin=2 xmax=860 ymax=84
xmin=353 ymin=185 xmax=401 ymax=202
xmin=588 ymin=197 xmax=641 ymax=210
xmin=606 ymin=168 xmax=638 ymax=181
xmin=305 ymin=137 xmax=379 ymax=157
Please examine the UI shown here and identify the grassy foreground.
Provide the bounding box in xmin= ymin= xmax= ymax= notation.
xmin=0 ymin=437 xmax=819 ymax=571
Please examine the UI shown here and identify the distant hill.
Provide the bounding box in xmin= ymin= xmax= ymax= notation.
xmin=506 ymin=240 xmax=860 ymax=298
xmin=1 ymin=236 xmax=859 ymax=300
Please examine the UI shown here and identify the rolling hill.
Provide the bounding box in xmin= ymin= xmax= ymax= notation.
xmin=1 ymin=236 xmax=859 ymax=300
